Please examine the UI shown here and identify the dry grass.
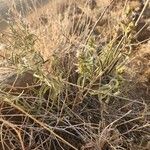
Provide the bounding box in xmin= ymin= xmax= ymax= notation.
xmin=0 ymin=0 xmax=150 ymax=150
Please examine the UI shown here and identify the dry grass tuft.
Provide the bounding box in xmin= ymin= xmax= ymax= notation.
xmin=0 ymin=0 xmax=149 ymax=150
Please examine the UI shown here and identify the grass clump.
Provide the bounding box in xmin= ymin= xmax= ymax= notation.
xmin=0 ymin=0 xmax=149 ymax=150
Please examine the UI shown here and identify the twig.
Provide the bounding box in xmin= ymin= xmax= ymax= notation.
xmin=135 ymin=0 xmax=150 ymax=26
